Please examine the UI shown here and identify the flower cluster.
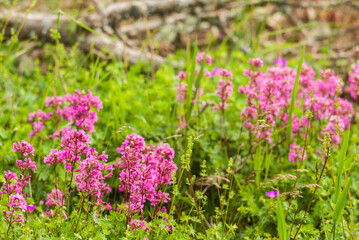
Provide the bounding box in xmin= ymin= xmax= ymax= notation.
xmin=196 ymin=52 xmax=212 ymax=65
xmin=115 ymin=133 xmax=177 ymax=230
xmin=43 ymin=129 xmax=112 ymax=216
xmin=2 ymin=141 xmax=37 ymax=227
xmin=348 ymin=64 xmax=359 ymax=100
xmin=12 ymin=140 xmax=34 ymax=156
xmin=28 ymin=90 xmax=103 ymax=139
xmin=238 ymin=58 xmax=353 ymax=145
xmin=213 ymin=78 xmax=233 ymax=112
xmin=44 ymin=189 xmax=66 ymax=218
xmin=75 ymin=148 xmax=112 ymax=200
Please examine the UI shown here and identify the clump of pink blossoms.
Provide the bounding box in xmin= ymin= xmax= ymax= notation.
xmin=74 ymin=147 xmax=113 ymax=211
xmin=28 ymin=90 xmax=103 ymax=139
xmin=2 ymin=141 xmax=37 ymax=227
xmin=45 ymin=189 xmax=66 ymax=218
xmin=348 ymin=64 xmax=359 ymax=100
xmin=43 ymin=129 xmax=113 ymax=217
xmin=115 ymin=133 xmax=177 ymax=231
xmin=238 ymin=57 xmax=353 ymax=145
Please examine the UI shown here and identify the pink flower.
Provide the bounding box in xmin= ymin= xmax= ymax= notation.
xmin=265 ymin=190 xmax=278 ymax=198
xmin=249 ymin=58 xmax=263 ymax=68
xmin=44 ymin=149 xmax=63 ymax=166
xmin=217 ymin=68 xmax=233 ymax=79
xmin=29 ymin=110 xmax=52 ymax=122
xmin=175 ymin=83 xmax=203 ymax=104
xmin=45 ymin=189 xmax=64 ymax=208
xmin=196 ymin=52 xmax=212 ymax=65
xmin=349 ymin=65 xmax=359 ymax=100
xmin=16 ymin=158 xmax=36 ymax=173
xmin=177 ymin=71 xmax=187 ymax=80
xmin=12 ymin=140 xmax=34 ymax=156
xmin=45 ymin=96 xmax=66 ymax=107
xmin=274 ymin=58 xmax=287 ymax=67
xmin=321 ymin=116 xmax=345 ymax=144
xmin=289 ymin=143 xmax=306 ymax=163
xmin=4 ymin=171 xmax=17 ymax=182
xmin=26 ymin=205 xmax=37 ymax=212
xmin=9 ymin=193 xmax=27 ymax=212
xmin=213 ymin=79 xmax=233 ymax=112
xmin=52 ymin=126 xmax=72 ymax=139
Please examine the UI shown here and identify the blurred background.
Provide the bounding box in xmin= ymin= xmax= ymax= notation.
xmin=2 ymin=0 xmax=359 ymax=72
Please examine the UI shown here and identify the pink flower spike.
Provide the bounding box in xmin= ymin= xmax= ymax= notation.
xmin=265 ymin=190 xmax=278 ymax=198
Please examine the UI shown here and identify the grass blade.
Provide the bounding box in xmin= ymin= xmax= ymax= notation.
xmin=332 ymin=177 xmax=352 ymax=239
xmin=287 ymin=46 xmax=305 ymax=145
xmin=277 ymin=194 xmax=287 ymax=240
xmin=184 ymin=40 xmax=198 ymax=124
xmin=185 ymin=52 xmax=206 ymax=124
xmin=59 ymin=10 xmax=101 ymax=36
xmin=333 ymin=129 xmax=350 ymax=203
xmin=333 ymin=177 xmax=352 ymax=224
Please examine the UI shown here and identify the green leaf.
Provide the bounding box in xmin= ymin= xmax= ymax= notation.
xmin=277 ymin=194 xmax=287 ymax=240
xmin=287 ymin=46 xmax=305 ymax=145
xmin=333 ymin=129 xmax=350 ymax=203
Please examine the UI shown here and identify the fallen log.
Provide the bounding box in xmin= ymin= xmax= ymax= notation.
xmin=0 ymin=10 xmax=164 ymax=65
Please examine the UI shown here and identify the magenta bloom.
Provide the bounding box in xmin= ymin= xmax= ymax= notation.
xmin=26 ymin=205 xmax=37 ymax=212
xmin=274 ymin=57 xmax=287 ymax=67
xmin=265 ymin=190 xmax=278 ymax=198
